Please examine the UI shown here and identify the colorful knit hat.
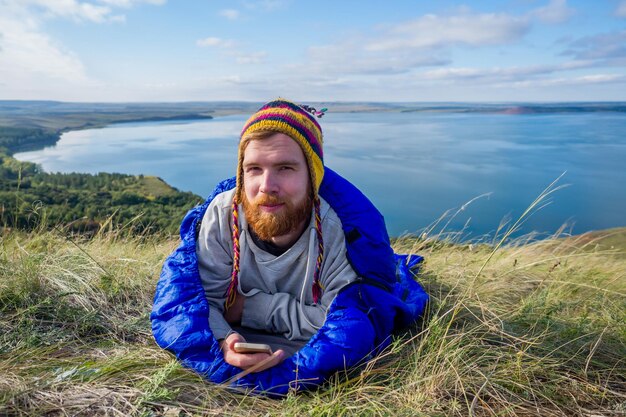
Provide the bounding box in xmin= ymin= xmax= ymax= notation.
xmin=234 ymin=98 xmax=325 ymax=203
xmin=226 ymin=98 xmax=326 ymax=308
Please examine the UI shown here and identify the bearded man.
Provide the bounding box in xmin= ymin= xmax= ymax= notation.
xmin=151 ymin=98 xmax=428 ymax=392
xmin=196 ymin=99 xmax=359 ymax=371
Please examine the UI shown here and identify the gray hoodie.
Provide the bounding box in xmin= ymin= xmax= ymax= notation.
xmin=196 ymin=188 xmax=359 ymax=341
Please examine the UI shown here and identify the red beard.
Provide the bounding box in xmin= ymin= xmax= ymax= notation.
xmin=242 ymin=192 xmax=312 ymax=242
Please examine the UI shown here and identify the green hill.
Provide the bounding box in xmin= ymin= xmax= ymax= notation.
xmin=1 ymin=228 xmax=624 ymax=416
xmin=1 ymin=153 xmax=202 ymax=235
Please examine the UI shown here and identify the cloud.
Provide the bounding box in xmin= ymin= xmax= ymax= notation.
xmin=0 ymin=13 xmax=92 ymax=97
xmin=196 ymin=37 xmax=236 ymax=48
xmin=3 ymin=0 xmax=164 ymax=23
xmin=299 ymin=8 xmax=534 ymax=77
xmin=196 ymin=37 xmax=264 ymax=64
xmin=235 ymin=51 xmax=266 ymax=64
xmin=24 ymin=0 xmax=114 ymax=23
xmin=562 ymin=30 xmax=626 ymax=62
xmin=364 ymin=2 xmax=575 ymax=54
xmin=306 ymin=40 xmax=448 ymax=76
xmin=506 ymin=73 xmax=626 ymax=88
xmin=423 ymin=67 xmax=533 ymax=82
xmin=616 ymin=1 xmax=626 ymax=18
xmin=301 ymin=4 xmax=616 ymax=80
xmin=98 ymin=0 xmax=166 ymax=7
xmin=219 ymin=9 xmax=240 ymax=20
xmin=574 ymin=74 xmax=626 ymax=83
xmin=366 ymin=11 xmax=529 ymax=52
xmin=0 ymin=6 xmax=89 ymax=80
xmin=0 ymin=0 xmax=163 ymax=99
xmin=243 ymin=0 xmax=290 ymax=11
xmin=420 ymin=65 xmax=559 ymax=85
xmin=530 ymin=0 xmax=575 ymax=24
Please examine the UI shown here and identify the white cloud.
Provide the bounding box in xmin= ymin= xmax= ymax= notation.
xmin=98 ymin=0 xmax=166 ymax=7
xmin=420 ymin=65 xmax=554 ymax=84
xmin=243 ymin=0 xmax=290 ymax=11
xmin=219 ymin=9 xmax=240 ymax=20
xmin=388 ymin=62 xmax=626 ymax=100
xmin=0 ymin=0 xmax=163 ymax=99
xmin=196 ymin=37 xmax=236 ymax=48
xmin=616 ymin=1 xmax=626 ymax=18
xmin=575 ymin=74 xmax=626 ymax=83
xmin=363 ymin=2 xmax=575 ymax=54
xmin=196 ymin=37 xmax=265 ymax=65
xmin=507 ymin=74 xmax=626 ymax=88
xmin=300 ymin=9 xmax=531 ymax=77
xmin=235 ymin=51 xmax=266 ymax=64
xmin=22 ymin=0 xmax=113 ymax=23
xmin=0 ymin=7 xmax=88 ymax=80
xmin=2 ymin=0 xmax=165 ymax=23
xmin=366 ymin=12 xmax=529 ymax=52
xmin=422 ymin=67 xmax=498 ymax=81
xmin=0 ymin=0 xmax=163 ymax=23
xmin=0 ymin=14 xmax=93 ymax=98
xmin=563 ymin=30 xmax=626 ymax=61
xmin=307 ymin=40 xmax=448 ymax=76
xmin=530 ymin=0 xmax=575 ymax=24
xmin=259 ymin=0 xmax=289 ymax=10
xmin=292 ymin=4 xmax=611 ymax=86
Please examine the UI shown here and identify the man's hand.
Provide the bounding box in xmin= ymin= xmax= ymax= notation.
xmin=224 ymin=291 xmax=245 ymax=325
xmin=220 ymin=333 xmax=286 ymax=372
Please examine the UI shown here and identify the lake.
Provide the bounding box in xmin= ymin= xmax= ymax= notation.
xmin=14 ymin=111 xmax=626 ymax=239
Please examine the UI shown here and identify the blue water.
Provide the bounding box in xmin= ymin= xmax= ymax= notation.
xmin=14 ymin=111 xmax=626 ymax=238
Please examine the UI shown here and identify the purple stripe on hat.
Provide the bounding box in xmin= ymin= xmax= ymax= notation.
xmin=243 ymin=113 xmax=323 ymax=160
xmin=260 ymin=100 xmax=322 ymax=132
xmin=250 ymin=113 xmax=322 ymax=158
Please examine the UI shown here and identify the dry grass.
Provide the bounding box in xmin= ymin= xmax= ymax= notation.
xmin=1 ymin=223 xmax=625 ymax=416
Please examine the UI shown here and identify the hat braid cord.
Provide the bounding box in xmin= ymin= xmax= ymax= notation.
xmin=312 ymin=196 xmax=324 ymax=304
xmin=225 ymin=200 xmax=240 ymax=309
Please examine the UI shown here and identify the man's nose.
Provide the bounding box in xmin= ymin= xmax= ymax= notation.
xmin=259 ymin=171 xmax=278 ymax=194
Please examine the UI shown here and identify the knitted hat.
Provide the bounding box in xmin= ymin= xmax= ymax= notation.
xmin=226 ymin=98 xmax=326 ymax=308
xmin=234 ymin=98 xmax=324 ymax=203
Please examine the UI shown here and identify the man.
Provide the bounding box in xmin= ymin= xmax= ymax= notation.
xmin=196 ymin=99 xmax=359 ymax=372
xmin=151 ymin=98 xmax=428 ymax=393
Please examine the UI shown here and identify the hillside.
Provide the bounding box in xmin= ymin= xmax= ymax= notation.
xmin=1 ymin=153 xmax=202 ymax=235
xmin=1 ymin=228 xmax=624 ymax=416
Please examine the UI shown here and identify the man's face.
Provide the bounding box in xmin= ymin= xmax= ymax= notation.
xmin=242 ymin=132 xmax=312 ymax=242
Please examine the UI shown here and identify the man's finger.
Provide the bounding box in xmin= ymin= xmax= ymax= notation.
xmin=226 ymin=333 xmax=245 ymax=350
xmin=252 ymin=350 xmax=285 ymax=373
xmin=223 ymin=351 xmax=285 ymax=385
xmin=225 ymin=351 xmax=271 ymax=369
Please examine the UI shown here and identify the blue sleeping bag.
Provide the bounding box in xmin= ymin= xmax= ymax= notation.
xmin=151 ymin=168 xmax=428 ymax=395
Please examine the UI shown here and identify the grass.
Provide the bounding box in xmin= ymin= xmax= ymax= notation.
xmin=563 ymin=227 xmax=626 ymax=259
xmin=135 ymin=176 xmax=182 ymax=198
xmin=1 ymin=223 xmax=625 ymax=416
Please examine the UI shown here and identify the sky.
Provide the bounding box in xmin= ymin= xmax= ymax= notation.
xmin=0 ymin=0 xmax=625 ymax=102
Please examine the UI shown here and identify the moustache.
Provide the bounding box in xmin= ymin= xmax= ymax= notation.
xmin=252 ymin=194 xmax=286 ymax=207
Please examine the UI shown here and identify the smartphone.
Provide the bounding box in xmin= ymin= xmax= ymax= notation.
xmin=233 ymin=342 xmax=272 ymax=354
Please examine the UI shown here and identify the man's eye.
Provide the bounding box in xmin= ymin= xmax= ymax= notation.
xmin=279 ymin=166 xmax=294 ymax=171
